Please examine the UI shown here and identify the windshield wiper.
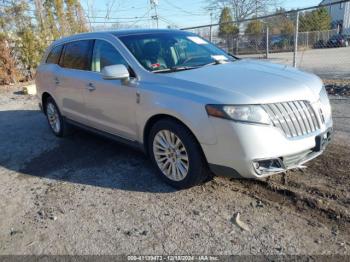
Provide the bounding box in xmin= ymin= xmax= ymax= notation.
xmin=198 ymin=59 xmax=230 ymax=68
xmin=153 ymin=66 xmax=197 ymax=73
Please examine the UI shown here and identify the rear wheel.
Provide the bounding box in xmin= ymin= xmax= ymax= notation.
xmin=148 ymin=119 xmax=209 ymax=189
xmin=45 ymin=97 xmax=70 ymax=137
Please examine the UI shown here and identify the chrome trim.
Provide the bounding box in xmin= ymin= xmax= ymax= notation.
xmin=262 ymin=100 xmax=321 ymax=138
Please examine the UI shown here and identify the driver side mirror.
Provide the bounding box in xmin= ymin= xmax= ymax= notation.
xmin=101 ymin=64 xmax=130 ymax=80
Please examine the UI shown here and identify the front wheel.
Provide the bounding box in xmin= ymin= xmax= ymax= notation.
xmin=148 ymin=119 xmax=210 ymax=189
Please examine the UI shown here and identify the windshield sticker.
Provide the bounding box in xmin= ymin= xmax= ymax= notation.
xmin=211 ymin=55 xmax=228 ymax=61
xmin=187 ymin=36 xmax=208 ymax=45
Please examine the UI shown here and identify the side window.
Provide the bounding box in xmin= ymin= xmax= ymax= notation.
xmin=61 ymin=40 xmax=93 ymax=70
xmin=46 ymin=45 xmax=63 ymax=64
xmin=92 ymin=40 xmax=127 ymax=72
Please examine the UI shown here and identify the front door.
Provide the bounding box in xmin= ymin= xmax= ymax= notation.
xmin=82 ymin=40 xmax=138 ymax=141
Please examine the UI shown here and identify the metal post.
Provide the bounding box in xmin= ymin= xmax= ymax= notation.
xmin=209 ymin=25 xmax=212 ymax=42
xmin=209 ymin=11 xmax=213 ymax=42
xmin=293 ymin=11 xmax=300 ymax=68
xmin=266 ymin=26 xmax=269 ymax=59
xmin=235 ymin=36 xmax=239 ymax=55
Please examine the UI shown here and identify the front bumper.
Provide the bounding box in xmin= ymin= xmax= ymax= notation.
xmin=202 ymin=116 xmax=333 ymax=179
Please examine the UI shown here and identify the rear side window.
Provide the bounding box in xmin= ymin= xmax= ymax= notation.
xmin=46 ymin=45 xmax=63 ymax=64
xmin=60 ymin=40 xmax=93 ymax=70
xmin=92 ymin=40 xmax=127 ymax=72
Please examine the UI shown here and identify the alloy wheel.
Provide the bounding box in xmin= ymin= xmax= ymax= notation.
xmin=152 ymin=130 xmax=189 ymax=181
xmin=46 ymin=102 xmax=61 ymax=133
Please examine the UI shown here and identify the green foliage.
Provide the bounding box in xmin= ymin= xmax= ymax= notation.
xmin=267 ymin=8 xmax=295 ymax=36
xmin=0 ymin=34 xmax=19 ymax=84
xmin=245 ymin=20 xmax=264 ymax=35
xmin=65 ymin=0 xmax=88 ymax=34
xmin=218 ymin=7 xmax=239 ymax=38
xmin=0 ymin=0 xmax=88 ymax=83
xmin=299 ymin=8 xmax=331 ymax=32
xmin=280 ymin=19 xmax=294 ymax=36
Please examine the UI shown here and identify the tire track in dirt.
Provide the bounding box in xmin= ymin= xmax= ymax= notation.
xmin=228 ymin=141 xmax=350 ymax=233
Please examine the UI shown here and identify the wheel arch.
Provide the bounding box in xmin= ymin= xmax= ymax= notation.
xmin=142 ymin=114 xmax=208 ymax=164
xmin=41 ymin=92 xmax=53 ymax=115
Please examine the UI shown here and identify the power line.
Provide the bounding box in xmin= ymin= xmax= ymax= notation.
xmin=129 ymin=8 xmax=152 ymax=27
xmin=158 ymin=16 xmax=178 ymax=28
xmin=87 ymin=15 xmax=152 ymax=20
xmin=162 ymin=0 xmax=205 ymax=16
xmin=89 ymin=19 xmax=151 ymax=24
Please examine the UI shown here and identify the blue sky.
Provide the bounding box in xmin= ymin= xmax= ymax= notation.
xmin=82 ymin=0 xmax=322 ymax=29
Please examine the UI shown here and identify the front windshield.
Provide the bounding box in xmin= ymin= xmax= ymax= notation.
xmin=118 ymin=32 xmax=235 ymax=72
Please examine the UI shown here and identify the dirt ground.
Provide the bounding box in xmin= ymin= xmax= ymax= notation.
xmin=0 ymin=86 xmax=349 ymax=255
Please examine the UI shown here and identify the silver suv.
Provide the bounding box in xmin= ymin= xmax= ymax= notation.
xmin=36 ymin=29 xmax=333 ymax=189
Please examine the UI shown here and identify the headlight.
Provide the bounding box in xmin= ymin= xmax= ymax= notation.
xmin=206 ymin=104 xmax=271 ymax=125
xmin=319 ymin=86 xmax=332 ymax=119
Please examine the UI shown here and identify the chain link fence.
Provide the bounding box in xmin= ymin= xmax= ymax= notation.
xmin=182 ymin=0 xmax=350 ymax=80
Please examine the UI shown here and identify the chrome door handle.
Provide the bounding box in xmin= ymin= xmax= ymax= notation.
xmin=86 ymin=83 xmax=96 ymax=91
xmin=54 ymin=77 xmax=60 ymax=85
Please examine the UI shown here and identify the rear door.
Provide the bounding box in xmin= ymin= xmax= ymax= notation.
xmin=36 ymin=44 xmax=63 ymax=103
xmin=56 ymin=40 xmax=94 ymax=125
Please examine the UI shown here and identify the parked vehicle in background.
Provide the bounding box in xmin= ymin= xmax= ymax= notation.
xmin=313 ymin=39 xmax=327 ymax=49
xmin=326 ymin=34 xmax=349 ymax=48
xmin=36 ymin=29 xmax=333 ymax=189
xmin=270 ymin=35 xmax=294 ymax=51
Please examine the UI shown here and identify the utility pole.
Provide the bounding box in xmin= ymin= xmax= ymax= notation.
xmin=208 ymin=8 xmax=213 ymax=42
xmin=293 ymin=11 xmax=300 ymax=68
xmin=265 ymin=25 xmax=269 ymax=59
xmin=150 ymin=0 xmax=159 ymax=28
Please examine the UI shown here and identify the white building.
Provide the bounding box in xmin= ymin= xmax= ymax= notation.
xmin=320 ymin=0 xmax=350 ymax=34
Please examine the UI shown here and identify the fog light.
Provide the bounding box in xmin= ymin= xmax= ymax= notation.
xmin=253 ymin=158 xmax=285 ymax=175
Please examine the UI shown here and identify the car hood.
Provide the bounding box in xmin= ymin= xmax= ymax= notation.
xmin=158 ymin=59 xmax=323 ymax=104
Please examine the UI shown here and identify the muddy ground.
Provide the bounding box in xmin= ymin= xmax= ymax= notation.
xmin=0 ymin=86 xmax=349 ymax=255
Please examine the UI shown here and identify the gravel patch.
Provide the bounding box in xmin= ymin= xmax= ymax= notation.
xmin=0 ymin=86 xmax=349 ymax=255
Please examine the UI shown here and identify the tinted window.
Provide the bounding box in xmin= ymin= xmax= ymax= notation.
xmin=46 ymin=45 xmax=63 ymax=64
xmin=92 ymin=40 xmax=127 ymax=72
xmin=61 ymin=40 xmax=93 ymax=70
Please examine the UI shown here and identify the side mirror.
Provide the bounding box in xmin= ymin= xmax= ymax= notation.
xmin=101 ymin=64 xmax=130 ymax=80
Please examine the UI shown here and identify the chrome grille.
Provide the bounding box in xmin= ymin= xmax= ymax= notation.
xmin=262 ymin=101 xmax=320 ymax=138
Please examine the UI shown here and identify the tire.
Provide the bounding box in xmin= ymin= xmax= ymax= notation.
xmin=148 ymin=118 xmax=209 ymax=189
xmin=45 ymin=97 xmax=70 ymax=137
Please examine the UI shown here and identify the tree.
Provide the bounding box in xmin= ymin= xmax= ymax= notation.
xmin=280 ymin=19 xmax=294 ymax=36
xmin=299 ymin=8 xmax=331 ymax=32
xmin=209 ymin=0 xmax=281 ymax=22
xmin=54 ymin=0 xmax=67 ymax=36
xmin=267 ymin=8 xmax=295 ymax=36
xmin=44 ymin=0 xmax=60 ymax=39
xmin=218 ymin=7 xmax=239 ymax=38
xmin=245 ymin=20 xmax=264 ymax=35
xmin=0 ymin=0 xmax=88 ymax=83
xmin=74 ymin=1 xmax=88 ymax=33
xmin=65 ymin=0 xmax=88 ymax=34
xmin=10 ymin=1 xmax=42 ymax=78
xmin=0 ymin=34 xmax=18 ymax=84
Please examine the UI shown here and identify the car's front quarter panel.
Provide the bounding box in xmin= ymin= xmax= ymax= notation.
xmin=137 ymin=82 xmax=218 ymax=146
xmin=202 ymin=115 xmax=332 ymax=178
